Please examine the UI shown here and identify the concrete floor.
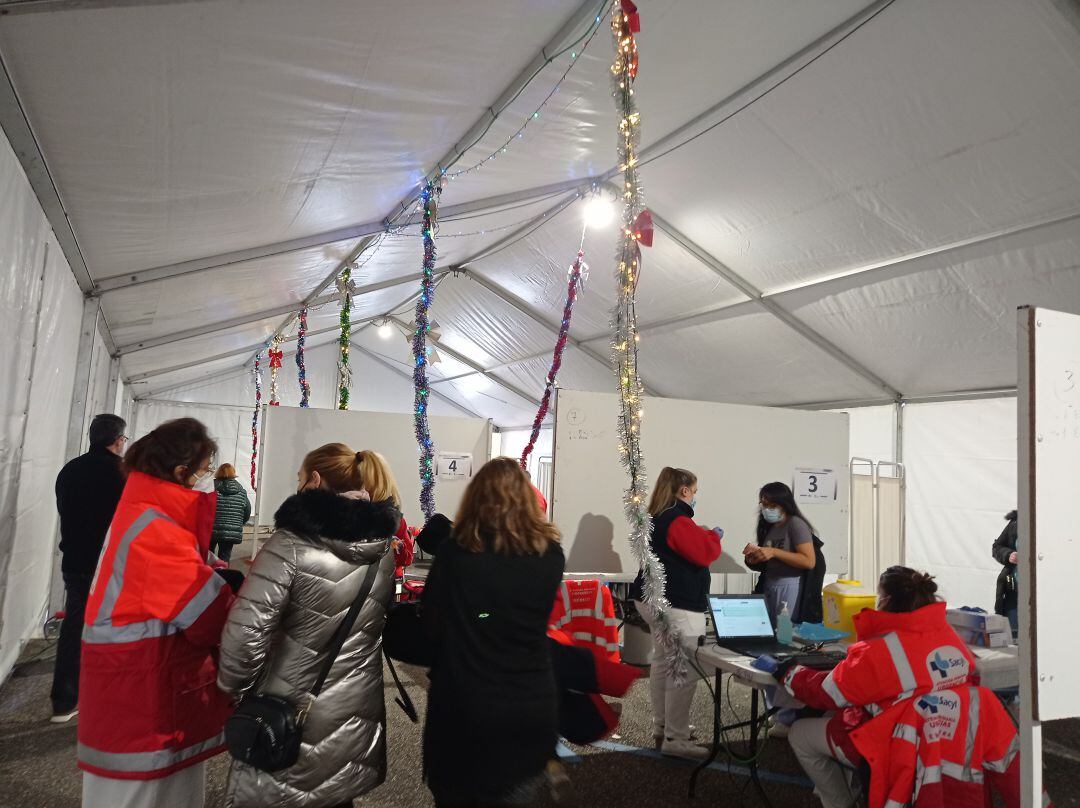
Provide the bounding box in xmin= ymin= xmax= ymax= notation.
xmin=2 ymin=641 xmax=1079 ymax=807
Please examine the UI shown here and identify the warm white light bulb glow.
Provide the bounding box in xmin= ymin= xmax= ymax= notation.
xmin=378 ymin=323 xmax=394 ymax=340
xmin=584 ymin=196 xmax=615 ymax=228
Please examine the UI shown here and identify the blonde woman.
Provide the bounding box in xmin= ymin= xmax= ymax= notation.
xmin=356 ymin=450 xmax=414 ymax=577
xmin=629 ymin=466 xmax=723 ymax=760
xmin=218 ymin=443 xmax=399 ymax=808
xmin=421 ymin=458 xmax=564 ymax=807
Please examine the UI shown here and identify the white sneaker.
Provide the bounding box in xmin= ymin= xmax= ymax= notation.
xmin=661 ymin=738 xmax=711 ymax=761
xmin=50 ymin=708 xmax=78 ymax=724
xmin=653 ymin=724 xmax=696 ymax=742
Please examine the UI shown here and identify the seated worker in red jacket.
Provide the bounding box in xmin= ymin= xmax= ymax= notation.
xmin=775 ymin=567 xmax=987 ymax=808
xmin=629 ymin=467 xmax=723 ymax=761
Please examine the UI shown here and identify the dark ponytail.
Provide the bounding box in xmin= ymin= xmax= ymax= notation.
xmin=877 ymin=566 xmax=939 ymax=613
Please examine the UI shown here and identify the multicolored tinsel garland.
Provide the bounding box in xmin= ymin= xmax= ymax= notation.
xmin=268 ymin=336 xmax=283 ymax=406
xmin=412 ymin=182 xmax=440 ymax=519
xmin=337 ymin=263 xmax=355 ymax=410
xmin=251 ymin=351 xmax=262 ymax=491
xmin=296 ymin=308 xmax=311 ymax=408
xmin=521 ymin=250 xmax=587 ymax=470
xmin=609 ymin=0 xmax=682 ymax=676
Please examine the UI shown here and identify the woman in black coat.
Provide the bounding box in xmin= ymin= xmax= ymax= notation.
xmin=421 ymin=458 xmax=564 ymax=808
xmin=992 ymin=509 xmax=1019 ymax=634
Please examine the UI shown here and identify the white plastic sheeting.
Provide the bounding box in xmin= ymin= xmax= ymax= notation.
xmin=0 ymin=135 xmax=83 ymax=681
xmin=2 ymin=0 xmax=1077 ymax=412
xmin=903 ymin=398 xmax=1017 ymax=612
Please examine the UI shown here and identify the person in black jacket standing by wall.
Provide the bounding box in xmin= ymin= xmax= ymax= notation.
xmin=50 ymin=413 xmax=127 ymax=723
xmin=992 ymin=509 xmax=1019 ymax=636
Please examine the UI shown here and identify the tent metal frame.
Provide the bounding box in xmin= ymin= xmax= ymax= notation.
xmin=0 ymin=0 xmax=1049 ymax=421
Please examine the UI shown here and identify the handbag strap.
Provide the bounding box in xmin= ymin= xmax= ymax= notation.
xmin=383 ymin=651 xmax=419 ymax=723
xmin=310 ymin=557 xmax=382 ymax=698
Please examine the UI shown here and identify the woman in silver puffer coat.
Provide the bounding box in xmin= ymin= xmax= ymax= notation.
xmin=218 ymin=443 xmax=399 ymax=808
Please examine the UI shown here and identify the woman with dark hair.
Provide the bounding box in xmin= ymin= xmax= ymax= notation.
xmin=776 ymin=567 xmax=979 ymax=808
xmin=79 ymin=418 xmax=237 ymax=808
xmin=421 ymin=457 xmax=564 ymax=807
xmin=744 ymin=481 xmax=816 ymax=624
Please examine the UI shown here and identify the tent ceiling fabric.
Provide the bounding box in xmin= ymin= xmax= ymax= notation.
xmin=1 ymin=0 xmax=1080 ymax=422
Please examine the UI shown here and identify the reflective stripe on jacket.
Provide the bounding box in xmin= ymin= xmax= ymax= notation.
xmin=781 ymin=602 xmax=977 ymax=766
xmin=78 ymin=471 xmax=235 ymax=780
xmin=549 ymin=579 xmax=621 ymax=661
xmin=850 ymin=685 xmax=1045 ymax=808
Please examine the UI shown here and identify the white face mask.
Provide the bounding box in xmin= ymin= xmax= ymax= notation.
xmin=192 ymin=471 xmax=215 ymax=493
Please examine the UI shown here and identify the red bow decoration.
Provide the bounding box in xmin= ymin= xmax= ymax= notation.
xmin=621 ymin=0 xmax=641 ymax=33
xmin=631 ymin=209 xmax=653 ymax=247
xmin=629 ymin=209 xmax=653 ymax=292
xmin=268 ymin=349 xmax=283 ymax=369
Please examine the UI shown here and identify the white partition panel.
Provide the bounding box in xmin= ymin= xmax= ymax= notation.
xmin=257 ymin=406 xmax=492 ymax=529
xmin=551 ymin=390 xmax=849 ymax=575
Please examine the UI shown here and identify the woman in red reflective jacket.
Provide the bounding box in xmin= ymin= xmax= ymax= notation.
xmin=79 ymin=418 xmax=238 ymax=808
xmin=777 ymin=567 xmax=977 ymax=808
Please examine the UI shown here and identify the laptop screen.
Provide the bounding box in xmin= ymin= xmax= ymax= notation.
xmin=709 ymin=595 xmax=774 ymax=640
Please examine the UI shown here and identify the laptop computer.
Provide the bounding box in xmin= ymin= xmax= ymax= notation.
xmin=708 ymin=594 xmax=796 ymax=658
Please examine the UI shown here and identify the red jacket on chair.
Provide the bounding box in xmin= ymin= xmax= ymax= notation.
xmin=78 ymin=471 xmax=236 ymax=780
xmin=549 ymin=579 xmax=620 ymax=661
xmin=851 ymin=684 xmax=1034 ymax=808
xmin=780 ymin=603 xmax=977 ymax=769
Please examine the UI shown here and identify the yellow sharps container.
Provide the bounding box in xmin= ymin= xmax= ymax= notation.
xmin=822 ymin=580 xmax=877 ymax=635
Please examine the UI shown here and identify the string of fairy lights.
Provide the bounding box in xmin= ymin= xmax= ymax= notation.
xmin=244 ymin=0 xmax=671 ymax=553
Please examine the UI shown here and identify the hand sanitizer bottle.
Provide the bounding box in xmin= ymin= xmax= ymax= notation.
xmin=777 ymin=602 xmax=794 ymax=645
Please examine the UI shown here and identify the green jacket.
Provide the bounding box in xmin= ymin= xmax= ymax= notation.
xmin=212 ymin=478 xmax=252 ymax=545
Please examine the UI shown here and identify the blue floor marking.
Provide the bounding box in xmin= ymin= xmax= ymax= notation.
xmin=589 ymin=739 xmax=813 ymax=788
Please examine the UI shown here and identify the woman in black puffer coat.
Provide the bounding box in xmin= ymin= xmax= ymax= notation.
xmin=211 ymin=463 xmax=251 ymax=563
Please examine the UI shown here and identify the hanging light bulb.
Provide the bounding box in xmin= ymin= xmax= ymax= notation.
xmin=583 ymin=195 xmax=615 ymax=228
xmin=377 ymin=321 xmax=394 ymax=340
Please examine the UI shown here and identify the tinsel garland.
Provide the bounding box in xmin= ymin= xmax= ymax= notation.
xmin=337 ymin=263 xmax=355 ymax=410
xmin=296 ymin=308 xmax=311 ymax=407
xmin=608 ymin=0 xmax=684 ymax=677
xmin=412 ymin=182 xmax=440 ymax=519
xmin=521 ymin=250 xmax=586 ymax=470
xmin=251 ymin=351 xmax=262 ymax=491
xmin=268 ymin=336 xmax=283 ymax=406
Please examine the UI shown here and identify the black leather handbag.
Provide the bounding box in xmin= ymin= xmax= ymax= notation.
xmin=224 ymin=561 xmax=380 ymax=772
xmin=383 ymin=600 xmax=434 ymax=667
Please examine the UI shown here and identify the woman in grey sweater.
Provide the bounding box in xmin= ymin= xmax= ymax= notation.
xmin=218 ymin=443 xmax=399 ymax=808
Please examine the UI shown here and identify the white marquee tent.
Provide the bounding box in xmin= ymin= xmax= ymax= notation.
xmin=0 ymin=0 xmax=1078 ymax=679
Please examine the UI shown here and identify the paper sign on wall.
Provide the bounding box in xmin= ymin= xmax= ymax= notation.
xmin=438 ymin=452 xmax=473 ymax=480
xmin=794 ymin=467 xmax=836 ymax=503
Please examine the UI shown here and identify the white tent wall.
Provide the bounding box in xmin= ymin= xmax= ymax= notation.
xmin=840 ymin=398 xmax=1016 ymax=613
xmin=0 ymin=131 xmax=85 ymax=682
xmin=132 ymin=400 xmax=257 ymax=502
xmin=903 ymin=398 xmax=1017 ymax=613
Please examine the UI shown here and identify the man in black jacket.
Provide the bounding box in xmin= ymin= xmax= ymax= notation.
xmin=50 ymin=413 xmax=127 ymax=722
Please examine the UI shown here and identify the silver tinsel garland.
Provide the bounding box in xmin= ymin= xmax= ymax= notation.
xmin=609 ymin=0 xmax=686 ymax=681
